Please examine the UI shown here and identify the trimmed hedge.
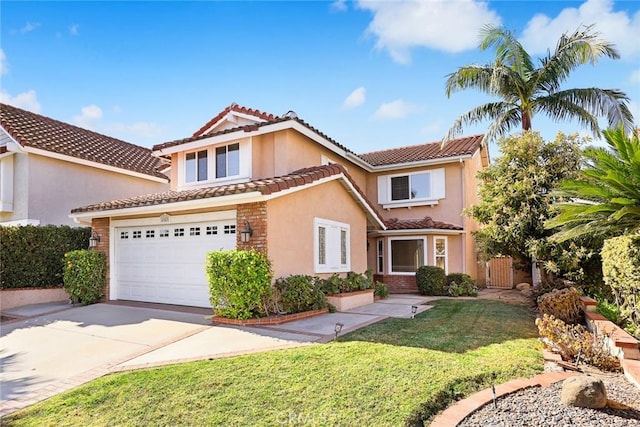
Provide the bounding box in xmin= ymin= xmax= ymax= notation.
xmin=63 ymin=250 xmax=107 ymax=304
xmin=319 ymin=271 xmax=372 ymax=295
xmin=0 ymin=225 xmax=90 ymax=289
xmin=602 ymin=235 xmax=640 ymax=338
xmin=206 ymin=250 xmax=273 ymax=320
xmin=416 ymin=266 xmax=447 ymax=296
xmin=274 ymin=275 xmax=327 ymax=314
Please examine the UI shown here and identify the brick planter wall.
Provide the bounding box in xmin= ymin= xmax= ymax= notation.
xmin=212 ymin=307 xmax=328 ymax=326
xmin=375 ymin=274 xmax=417 ymax=293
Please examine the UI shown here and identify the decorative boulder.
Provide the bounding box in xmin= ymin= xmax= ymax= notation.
xmin=515 ymin=282 xmax=531 ymax=292
xmin=561 ymin=376 xmax=607 ymax=409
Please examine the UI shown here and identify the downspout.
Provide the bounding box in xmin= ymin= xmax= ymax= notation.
xmin=460 ymin=158 xmax=466 ymax=274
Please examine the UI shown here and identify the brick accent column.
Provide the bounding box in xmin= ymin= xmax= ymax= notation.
xmin=236 ymin=202 xmax=268 ymax=254
xmin=91 ymin=217 xmax=110 ymax=301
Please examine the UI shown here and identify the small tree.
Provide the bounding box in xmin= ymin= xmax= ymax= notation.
xmin=466 ymin=131 xmax=592 ymax=280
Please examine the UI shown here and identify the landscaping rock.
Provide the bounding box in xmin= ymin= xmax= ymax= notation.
xmin=515 ymin=282 xmax=531 ymax=292
xmin=561 ymin=375 xmax=607 ymax=409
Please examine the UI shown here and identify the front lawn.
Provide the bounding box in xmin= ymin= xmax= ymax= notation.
xmin=4 ymin=299 xmax=542 ymax=426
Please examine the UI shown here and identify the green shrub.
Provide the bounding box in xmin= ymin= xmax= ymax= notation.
xmin=1 ymin=225 xmax=90 ymax=289
xmin=416 ymin=266 xmax=446 ymax=296
xmin=537 ymin=287 xmax=582 ymax=324
xmin=536 ymin=314 xmax=620 ymax=372
xmin=206 ymin=250 xmax=273 ymax=320
xmin=602 ymin=235 xmax=640 ymax=339
xmin=344 ymin=271 xmax=372 ymax=292
xmin=374 ymin=281 xmax=389 ymax=299
xmin=274 ymin=275 xmax=327 ymax=314
xmin=597 ymin=299 xmax=620 ymax=324
xmin=446 ymin=273 xmax=477 ymax=297
xmin=63 ymin=250 xmax=106 ymax=304
xmin=320 ymin=274 xmax=342 ymax=295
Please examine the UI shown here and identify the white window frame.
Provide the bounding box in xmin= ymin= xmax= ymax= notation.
xmin=433 ymin=236 xmax=448 ymax=274
xmin=388 ymin=237 xmax=427 ymax=275
xmin=376 ymin=238 xmax=384 ymax=274
xmin=185 ymin=149 xmax=209 ymax=183
xmin=377 ymin=168 xmax=445 ymax=209
xmin=179 ymin=141 xmax=248 ymax=189
xmin=314 ymin=218 xmax=350 ymax=273
xmin=0 ymin=154 xmax=14 ymax=212
xmin=215 ymin=142 xmax=240 ymax=179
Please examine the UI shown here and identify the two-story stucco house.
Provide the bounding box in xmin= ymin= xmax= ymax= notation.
xmin=70 ymin=104 xmax=488 ymax=308
xmin=0 ymin=103 xmax=170 ymax=226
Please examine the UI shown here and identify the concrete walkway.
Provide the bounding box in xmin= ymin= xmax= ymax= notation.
xmin=0 ymin=295 xmax=433 ymax=416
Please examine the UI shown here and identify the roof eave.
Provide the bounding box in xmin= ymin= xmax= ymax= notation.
xmin=368 ymin=154 xmax=474 ymax=172
xmin=370 ymin=228 xmax=464 ymax=236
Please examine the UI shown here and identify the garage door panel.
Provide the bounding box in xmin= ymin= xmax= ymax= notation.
xmin=114 ymin=219 xmax=236 ymax=308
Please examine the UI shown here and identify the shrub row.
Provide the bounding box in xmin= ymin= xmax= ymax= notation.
xmin=0 ymin=225 xmax=90 ymax=289
xmin=415 ymin=266 xmax=477 ymax=297
xmin=206 ymin=251 xmax=390 ymax=320
xmin=602 ymin=235 xmax=640 ymax=339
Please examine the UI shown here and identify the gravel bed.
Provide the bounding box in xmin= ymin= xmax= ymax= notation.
xmin=458 ymin=374 xmax=640 ymax=427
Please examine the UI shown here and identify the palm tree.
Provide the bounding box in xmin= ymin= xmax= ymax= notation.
xmin=546 ymin=126 xmax=640 ymax=241
xmin=444 ymin=24 xmax=634 ymax=146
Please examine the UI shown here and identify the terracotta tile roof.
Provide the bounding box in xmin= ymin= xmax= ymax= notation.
xmin=358 ymin=134 xmax=483 ymax=166
xmin=192 ymin=103 xmax=280 ymax=137
xmin=153 ymin=113 xmax=354 ymax=155
xmin=71 ymin=164 xmax=384 ymax=229
xmin=385 ymin=216 xmax=463 ymax=231
xmin=0 ymin=103 xmax=168 ymax=180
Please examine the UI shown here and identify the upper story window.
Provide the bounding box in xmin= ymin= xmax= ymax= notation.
xmin=377 ymin=168 xmax=445 ymax=209
xmin=186 ymin=150 xmax=208 ymax=182
xmin=216 ymin=143 xmax=239 ymax=178
xmin=182 ymin=142 xmax=244 ymax=188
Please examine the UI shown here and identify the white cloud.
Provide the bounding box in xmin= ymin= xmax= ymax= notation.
xmin=106 ymin=122 xmax=165 ymax=139
xmin=73 ymin=104 xmax=103 ymax=130
xmin=520 ymin=0 xmax=640 ymax=58
xmin=330 ymin=0 xmax=347 ymax=12
xmin=630 ymin=69 xmax=640 ymax=85
xmin=20 ymin=22 xmax=40 ymax=34
xmin=342 ymin=87 xmax=366 ymax=110
xmin=372 ymin=99 xmax=418 ymax=120
xmin=357 ymin=0 xmax=501 ymax=64
xmin=0 ymin=89 xmax=41 ymax=113
xmin=69 ymin=24 xmax=79 ymax=36
xmin=0 ymin=49 xmax=7 ymax=75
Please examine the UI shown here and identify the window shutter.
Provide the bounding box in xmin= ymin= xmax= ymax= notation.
xmin=377 ymin=175 xmax=388 ymax=204
xmin=431 ymin=168 xmax=446 ymax=199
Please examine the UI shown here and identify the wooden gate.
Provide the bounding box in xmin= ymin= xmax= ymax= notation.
xmin=486 ymin=257 xmax=514 ymax=289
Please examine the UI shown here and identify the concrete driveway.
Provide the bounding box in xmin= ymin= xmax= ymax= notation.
xmin=0 ymin=303 xmax=315 ymax=415
xmin=0 ymin=294 xmax=433 ymax=416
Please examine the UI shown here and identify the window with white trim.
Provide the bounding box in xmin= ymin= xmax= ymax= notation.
xmin=389 ymin=238 xmax=426 ymax=274
xmin=434 ymin=236 xmax=448 ymax=273
xmin=377 ymin=239 xmax=384 ymax=274
xmin=314 ymin=218 xmax=350 ymax=273
xmin=377 ymin=168 xmax=445 ymax=208
xmin=216 ymin=143 xmax=240 ymax=178
xmin=185 ymin=150 xmax=208 ymax=182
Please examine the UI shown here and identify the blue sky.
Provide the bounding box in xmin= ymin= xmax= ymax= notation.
xmin=1 ymin=0 xmax=639 ymax=157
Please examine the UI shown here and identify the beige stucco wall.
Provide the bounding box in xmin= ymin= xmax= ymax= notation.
xmin=366 ymin=162 xmax=466 ymax=226
xmin=22 ymin=153 xmax=169 ymax=226
xmin=462 ymin=148 xmax=489 ymax=284
xmin=266 ymin=179 xmax=368 ymax=279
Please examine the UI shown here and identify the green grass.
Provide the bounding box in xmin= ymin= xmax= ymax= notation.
xmin=4 ymin=299 xmax=542 ymax=427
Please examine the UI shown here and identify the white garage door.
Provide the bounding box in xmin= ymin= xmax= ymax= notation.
xmin=115 ymin=219 xmax=236 ymax=308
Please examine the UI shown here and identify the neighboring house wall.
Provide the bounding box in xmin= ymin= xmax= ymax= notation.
xmin=6 ymin=153 xmax=168 ymax=226
xmin=267 ymin=179 xmax=368 ymax=279
xmin=0 ymin=152 xmax=28 ymax=224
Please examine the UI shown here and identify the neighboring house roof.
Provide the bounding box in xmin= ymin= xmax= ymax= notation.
xmin=70 ymin=164 xmax=386 ymax=228
xmin=358 ymin=135 xmax=483 ymax=167
xmin=385 ymin=216 xmax=463 ymax=231
xmin=0 ymin=103 xmax=168 ymax=180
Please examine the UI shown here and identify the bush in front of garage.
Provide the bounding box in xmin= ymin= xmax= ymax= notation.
xmin=273 ymin=275 xmax=327 ymax=314
xmin=206 ymin=249 xmax=273 ymax=320
xmin=1 ymin=225 xmax=90 ymax=289
xmin=63 ymin=249 xmax=107 ymax=304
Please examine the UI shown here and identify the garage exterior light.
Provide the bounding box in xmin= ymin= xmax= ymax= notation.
xmin=240 ymin=220 xmax=253 ymax=243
